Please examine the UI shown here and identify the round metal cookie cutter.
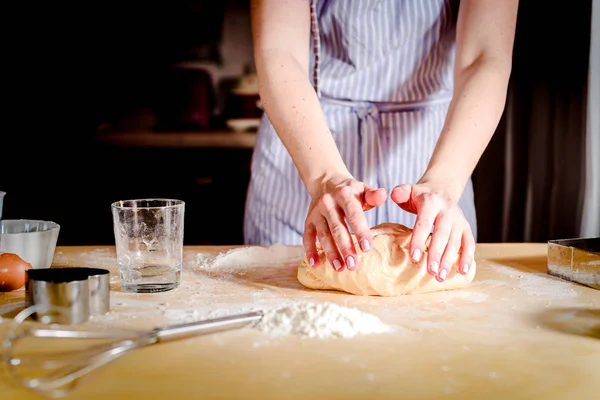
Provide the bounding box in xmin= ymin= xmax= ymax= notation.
xmin=25 ymin=267 xmax=110 ymax=325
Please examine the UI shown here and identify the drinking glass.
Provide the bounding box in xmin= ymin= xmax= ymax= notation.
xmin=111 ymin=199 xmax=185 ymax=293
xmin=0 ymin=191 xmax=5 ymax=219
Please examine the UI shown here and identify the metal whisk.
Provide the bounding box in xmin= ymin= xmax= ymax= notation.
xmin=1 ymin=304 xmax=263 ymax=398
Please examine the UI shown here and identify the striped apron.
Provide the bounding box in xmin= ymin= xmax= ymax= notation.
xmin=244 ymin=0 xmax=477 ymax=245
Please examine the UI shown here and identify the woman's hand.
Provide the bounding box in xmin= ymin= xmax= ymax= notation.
xmin=390 ymin=182 xmax=475 ymax=282
xmin=304 ymin=175 xmax=387 ymax=272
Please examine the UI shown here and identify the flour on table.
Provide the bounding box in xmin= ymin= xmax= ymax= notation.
xmin=161 ymin=300 xmax=392 ymax=339
xmin=427 ymin=291 xmax=489 ymax=303
xmin=52 ymin=248 xmax=117 ymax=268
xmin=254 ymin=301 xmax=392 ymax=339
xmin=489 ymin=264 xmax=579 ymax=298
xmin=162 ymin=305 xmax=258 ymax=324
xmin=194 ymin=244 xmax=305 ymax=271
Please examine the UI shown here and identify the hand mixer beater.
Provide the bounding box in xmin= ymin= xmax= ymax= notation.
xmin=1 ymin=304 xmax=264 ymax=398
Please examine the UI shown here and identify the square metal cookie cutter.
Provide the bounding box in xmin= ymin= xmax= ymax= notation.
xmin=25 ymin=267 xmax=110 ymax=324
xmin=547 ymin=237 xmax=600 ymax=290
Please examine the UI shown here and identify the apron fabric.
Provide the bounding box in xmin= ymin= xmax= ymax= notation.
xmin=244 ymin=0 xmax=477 ymax=245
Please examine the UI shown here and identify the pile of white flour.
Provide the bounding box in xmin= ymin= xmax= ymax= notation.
xmin=194 ymin=244 xmax=305 ymax=270
xmin=254 ymin=301 xmax=392 ymax=339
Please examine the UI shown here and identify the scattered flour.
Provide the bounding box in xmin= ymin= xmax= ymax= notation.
xmin=428 ymin=291 xmax=489 ymax=303
xmin=254 ymin=301 xmax=392 ymax=339
xmin=489 ymin=264 xmax=579 ymax=299
xmin=163 ymin=305 xmax=260 ymax=325
xmin=472 ymin=279 xmax=507 ymax=288
xmin=195 ymin=245 xmax=305 ymax=271
xmin=53 ymin=248 xmax=117 ymax=269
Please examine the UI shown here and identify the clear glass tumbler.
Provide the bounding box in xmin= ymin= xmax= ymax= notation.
xmin=111 ymin=199 xmax=185 ymax=293
xmin=0 ymin=191 xmax=5 ymax=219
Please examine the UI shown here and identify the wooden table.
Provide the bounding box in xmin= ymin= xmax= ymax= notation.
xmin=1 ymin=243 xmax=599 ymax=399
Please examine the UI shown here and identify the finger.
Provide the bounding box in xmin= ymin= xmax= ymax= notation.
xmin=409 ymin=197 xmax=439 ymax=264
xmin=424 ymin=214 xmax=452 ymax=277
xmin=319 ymin=192 xmax=357 ymax=271
xmin=438 ymin=229 xmax=463 ymax=282
xmin=302 ymin=223 xmax=319 ymax=268
xmin=314 ymin=216 xmax=344 ymax=272
xmin=390 ymin=184 xmax=411 ymax=205
xmin=459 ymin=229 xmax=476 ymax=275
xmin=334 ymin=186 xmax=372 ymax=255
xmin=363 ymin=188 xmax=387 ymax=209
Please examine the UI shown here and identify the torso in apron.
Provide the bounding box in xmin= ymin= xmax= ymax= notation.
xmin=244 ymin=0 xmax=477 ymax=246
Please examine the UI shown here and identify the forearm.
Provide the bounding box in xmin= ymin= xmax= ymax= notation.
xmin=256 ymin=50 xmax=351 ymax=196
xmin=420 ymin=59 xmax=511 ymax=200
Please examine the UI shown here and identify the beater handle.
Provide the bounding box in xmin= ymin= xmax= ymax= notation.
xmin=153 ymin=311 xmax=263 ymax=342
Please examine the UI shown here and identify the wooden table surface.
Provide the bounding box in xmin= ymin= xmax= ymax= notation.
xmin=1 ymin=243 xmax=599 ymax=399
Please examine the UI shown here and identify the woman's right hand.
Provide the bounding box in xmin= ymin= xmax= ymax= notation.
xmin=303 ymin=175 xmax=387 ymax=272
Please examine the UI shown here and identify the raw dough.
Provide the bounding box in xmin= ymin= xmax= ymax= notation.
xmin=297 ymin=223 xmax=476 ymax=296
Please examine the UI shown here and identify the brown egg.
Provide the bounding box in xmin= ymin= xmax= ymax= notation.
xmin=0 ymin=252 xmax=33 ymax=292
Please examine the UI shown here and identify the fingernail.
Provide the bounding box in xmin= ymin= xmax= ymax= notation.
xmin=308 ymin=257 xmax=315 ymax=267
xmin=463 ymin=263 xmax=469 ymax=274
xmin=346 ymin=256 xmax=356 ymax=270
xmin=429 ymin=261 xmax=439 ymax=274
xmin=333 ymin=259 xmax=343 ymax=271
xmin=412 ymin=249 xmax=422 ymax=262
xmin=361 ymin=239 xmax=371 ymax=252
xmin=439 ymin=269 xmax=447 ymax=281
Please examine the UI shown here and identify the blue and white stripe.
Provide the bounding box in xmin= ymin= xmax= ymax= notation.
xmin=244 ymin=0 xmax=477 ymax=246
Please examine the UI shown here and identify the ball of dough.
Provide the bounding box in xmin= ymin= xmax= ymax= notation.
xmin=297 ymin=223 xmax=476 ymax=296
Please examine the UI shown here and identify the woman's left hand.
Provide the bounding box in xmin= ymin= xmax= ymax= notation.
xmin=390 ymin=182 xmax=475 ymax=282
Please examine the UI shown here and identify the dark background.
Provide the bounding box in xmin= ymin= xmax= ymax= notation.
xmin=2 ymin=1 xmax=253 ymax=246
xmin=1 ymin=0 xmax=594 ymax=245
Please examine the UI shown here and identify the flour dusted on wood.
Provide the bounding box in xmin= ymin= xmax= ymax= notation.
xmin=192 ymin=247 xmax=393 ymax=338
xmin=195 ymin=244 xmax=305 ymax=271
xmin=255 ymin=301 xmax=392 ymax=339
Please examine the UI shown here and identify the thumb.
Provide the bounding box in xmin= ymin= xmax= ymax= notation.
xmin=363 ymin=187 xmax=387 ymax=209
xmin=390 ymin=184 xmax=412 ymax=205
